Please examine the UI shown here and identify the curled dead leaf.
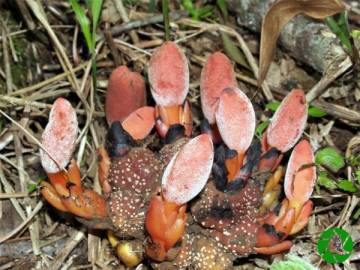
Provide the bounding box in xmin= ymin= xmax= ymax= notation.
xmin=258 ymin=0 xmax=345 ymax=86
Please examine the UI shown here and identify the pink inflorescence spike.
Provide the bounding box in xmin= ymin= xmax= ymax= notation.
xmin=215 ymin=87 xmax=256 ymax=153
xmin=106 ymin=66 xmax=146 ymax=125
xmin=162 ymin=134 xmax=214 ymax=205
xmin=201 ymin=52 xmax=238 ymax=124
xmin=284 ymin=139 xmax=316 ymax=205
xmin=40 ymin=98 xmax=78 ymax=173
xmin=266 ymin=89 xmax=308 ymax=152
xmin=148 ymin=42 xmax=189 ymax=106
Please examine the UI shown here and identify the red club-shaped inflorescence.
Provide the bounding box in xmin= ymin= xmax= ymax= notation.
xmin=201 ymin=52 xmax=238 ymax=125
xmin=148 ymin=41 xmax=192 ymax=139
xmin=265 ymin=89 xmax=307 ymax=153
xmin=255 ymin=139 xmax=316 ymax=254
xmin=106 ymin=66 xmax=146 ymax=125
xmin=215 ymin=87 xmax=256 ymax=180
xmin=148 ymin=42 xmax=189 ymax=107
xmin=40 ymin=98 xmax=78 ymax=174
xmin=145 ymin=134 xmax=214 ymax=261
xmin=40 ymin=98 xmax=108 ymax=222
xmin=162 ymin=134 xmax=214 ymax=205
xmin=260 ymin=89 xmax=308 ymax=172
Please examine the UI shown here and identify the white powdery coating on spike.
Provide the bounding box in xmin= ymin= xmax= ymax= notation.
xmin=266 ymin=89 xmax=307 ymax=153
xmin=148 ymin=42 xmax=189 ymax=106
xmin=284 ymin=140 xmax=316 ymax=204
xmin=40 ymin=98 xmax=78 ymax=173
xmin=215 ymin=88 xmax=255 ymax=152
xmin=162 ymin=134 xmax=214 ymax=205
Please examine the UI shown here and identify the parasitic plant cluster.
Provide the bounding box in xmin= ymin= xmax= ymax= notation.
xmin=39 ymin=42 xmax=317 ymax=269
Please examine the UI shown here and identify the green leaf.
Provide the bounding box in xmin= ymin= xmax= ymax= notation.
xmin=182 ymin=0 xmax=213 ymax=21
xmin=27 ymin=183 xmax=38 ymax=194
xmin=356 ymin=170 xmax=360 ymax=185
xmin=196 ymin=6 xmax=213 ymax=20
xmin=183 ymin=0 xmax=195 ymax=16
xmin=351 ymin=29 xmax=360 ymax=40
xmin=90 ymin=0 xmax=103 ymax=32
xmin=221 ymin=32 xmax=249 ymax=69
xmin=217 ymin=0 xmax=228 ymax=22
xmin=256 ymin=120 xmax=269 ymax=138
xmin=162 ymin=0 xmax=170 ymax=40
xmin=338 ymin=180 xmax=357 ymax=193
xmin=265 ymin=101 xmax=280 ymax=112
xmin=270 ymin=254 xmax=319 ymax=270
xmin=318 ymin=171 xmax=337 ymax=190
xmin=315 ymin=147 xmax=345 ymax=173
xmin=70 ymin=0 xmax=93 ymax=52
xmin=308 ymin=106 xmax=327 ymax=117
xmin=325 ymin=11 xmax=353 ymax=53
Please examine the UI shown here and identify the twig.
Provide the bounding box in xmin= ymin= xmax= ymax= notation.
xmin=104 ymin=29 xmax=122 ymax=66
xmin=311 ymin=99 xmax=360 ymax=124
xmin=114 ymin=38 xmax=151 ymax=55
xmin=112 ymin=0 xmax=139 ymax=44
xmin=232 ymin=29 xmax=273 ymax=101
xmin=9 ymin=61 xmax=89 ymax=97
xmin=0 ymin=192 xmax=38 ymax=199
xmin=15 ymin=0 xmax=36 ymax=30
xmin=0 ymin=262 xmax=14 ymax=270
xmin=14 ymin=121 xmax=41 ymax=255
xmin=0 ymin=163 xmax=27 ymax=220
xmin=135 ymin=39 xmax=163 ymax=49
xmin=306 ymin=57 xmax=353 ymax=103
xmin=345 ymin=135 xmax=360 ymax=181
xmin=0 ymin=66 xmax=17 ymax=90
xmin=1 ymin=20 xmax=13 ymax=93
xmin=0 ymin=95 xmax=105 ymax=117
xmin=339 ymin=195 xmax=359 ymax=227
xmin=0 ymin=131 xmax=13 ymax=152
xmin=97 ymin=11 xmax=187 ymax=41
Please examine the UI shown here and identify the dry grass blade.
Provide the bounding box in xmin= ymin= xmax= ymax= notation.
xmin=258 ymin=0 xmax=345 ymax=85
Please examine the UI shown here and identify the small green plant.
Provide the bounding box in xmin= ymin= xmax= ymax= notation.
xmin=70 ymin=0 xmax=103 ymax=87
xmin=326 ymin=10 xmax=360 ymax=68
xmin=255 ymin=120 xmax=270 ymax=138
xmin=315 ymin=147 xmax=360 ymax=193
xmin=315 ymin=147 xmax=345 ymax=173
xmin=325 ymin=11 xmax=352 ymax=54
xmin=27 ymin=176 xmax=45 ymax=194
xmin=182 ymin=0 xmax=214 ymax=21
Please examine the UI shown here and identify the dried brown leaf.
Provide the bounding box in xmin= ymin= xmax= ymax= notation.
xmin=258 ymin=0 xmax=345 ymax=85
